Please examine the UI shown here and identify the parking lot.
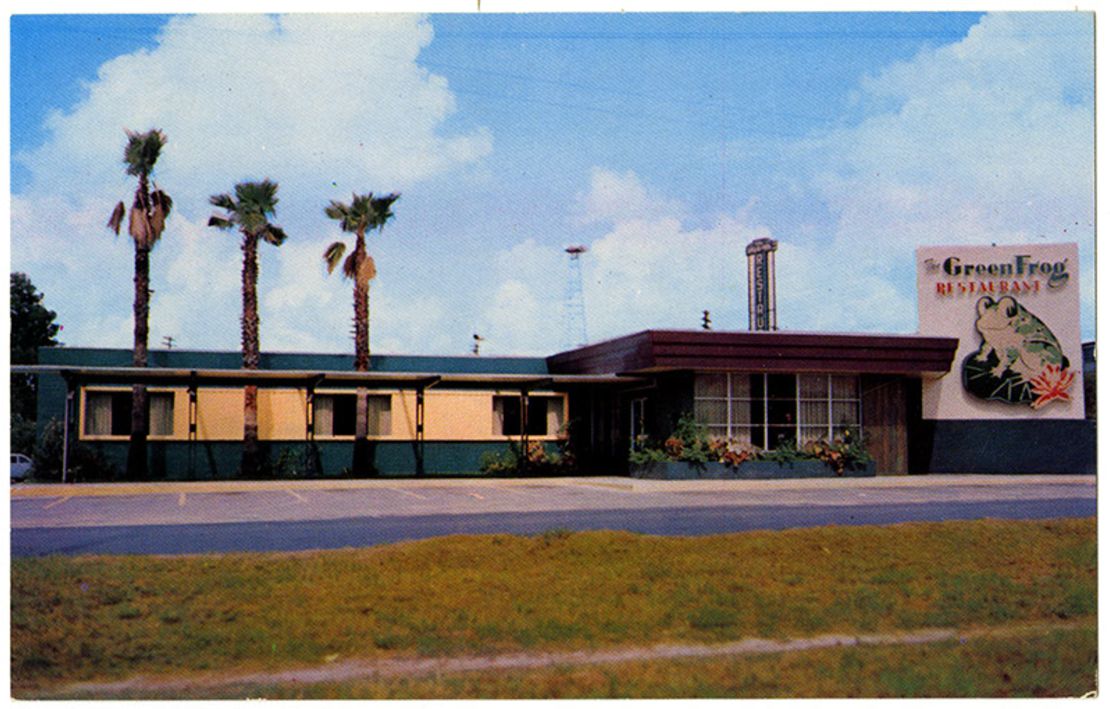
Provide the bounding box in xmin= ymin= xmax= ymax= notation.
xmin=11 ymin=474 xmax=1096 ymax=530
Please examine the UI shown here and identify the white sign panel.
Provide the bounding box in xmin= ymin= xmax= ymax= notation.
xmin=917 ymin=243 xmax=1083 ymax=420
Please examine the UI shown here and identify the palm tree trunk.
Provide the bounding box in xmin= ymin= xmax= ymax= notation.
xmin=126 ymin=243 xmax=150 ymax=480
xmin=241 ymin=234 xmax=261 ymax=477
xmin=351 ymin=236 xmax=373 ymax=476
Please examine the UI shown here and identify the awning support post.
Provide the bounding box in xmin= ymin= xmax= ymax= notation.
xmin=415 ymin=387 xmax=426 ymax=477
xmin=61 ymin=377 xmax=75 ymax=484
xmin=520 ymin=389 xmax=530 ymax=474
xmin=188 ymin=374 xmax=198 ymax=479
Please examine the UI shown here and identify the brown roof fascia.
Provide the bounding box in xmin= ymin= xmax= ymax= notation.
xmin=547 ymin=329 xmax=958 ymax=375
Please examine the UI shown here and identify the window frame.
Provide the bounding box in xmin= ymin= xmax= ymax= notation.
xmin=311 ymin=391 xmax=393 ymax=439
xmin=492 ymin=394 xmax=566 ymax=438
xmin=694 ymin=372 xmax=862 ymax=449
xmin=81 ymin=387 xmax=177 ymax=439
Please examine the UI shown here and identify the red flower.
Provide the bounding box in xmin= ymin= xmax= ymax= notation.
xmin=1029 ymin=364 xmax=1076 ymax=410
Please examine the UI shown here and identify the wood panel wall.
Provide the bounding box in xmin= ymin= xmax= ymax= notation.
xmin=861 ymin=375 xmax=909 ymax=475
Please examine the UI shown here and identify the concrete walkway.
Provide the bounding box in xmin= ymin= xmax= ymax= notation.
xmin=51 ymin=618 xmax=1091 ymax=699
xmin=9 ymin=473 xmax=1095 ymax=498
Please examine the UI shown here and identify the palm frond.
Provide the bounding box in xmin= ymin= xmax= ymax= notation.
xmin=342 ymin=252 xmax=359 ymax=281
xmin=151 ymin=189 xmax=173 ymax=216
xmin=209 ymin=193 xmax=236 ymax=211
xmin=107 ymin=201 xmax=126 ymax=235
xmin=262 ymin=225 xmax=287 ymax=246
xmin=128 ymin=194 xmax=150 ymax=246
xmin=323 ymin=242 xmax=347 ymax=274
xmin=370 ymin=193 xmax=400 ymax=230
xmin=147 ymin=190 xmax=172 ymax=241
xmin=123 ymin=129 xmax=167 ymax=177
xmin=208 ymin=215 xmax=233 ymax=229
xmin=235 ymin=180 xmax=279 ymax=217
xmin=324 ymin=201 xmax=349 ymax=222
xmin=357 ymin=254 xmax=377 ymax=285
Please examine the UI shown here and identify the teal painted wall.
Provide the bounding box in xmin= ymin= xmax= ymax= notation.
xmin=61 ymin=439 xmax=558 ymax=480
xmin=38 ymin=346 xmax=549 ymax=375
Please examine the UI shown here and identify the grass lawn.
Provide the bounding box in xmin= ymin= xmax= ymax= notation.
xmin=11 ymin=517 xmax=1096 ymax=698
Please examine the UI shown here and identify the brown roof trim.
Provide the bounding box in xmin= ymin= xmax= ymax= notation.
xmin=547 ymin=330 xmax=959 ymax=376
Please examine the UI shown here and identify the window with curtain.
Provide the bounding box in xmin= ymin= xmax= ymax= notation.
xmin=84 ymin=390 xmax=174 ymax=436
xmin=493 ymin=395 xmax=564 ymax=436
xmin=313 ymin=394 xmax=391 ymax=437
xmin=693 ymin=373 xmax=860 ymax=449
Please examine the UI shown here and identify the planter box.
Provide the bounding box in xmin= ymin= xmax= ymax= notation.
xmin=630 ymin=459 xmax=876 ymax=480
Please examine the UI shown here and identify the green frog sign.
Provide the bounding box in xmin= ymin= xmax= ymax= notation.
xmin=962 ymin=295 xmax=1075 ymax=409
xmin=916 ymin=243 xmax=1083 ymax=420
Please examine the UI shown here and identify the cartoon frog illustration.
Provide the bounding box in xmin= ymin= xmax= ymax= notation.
xmin=972 ymin=295 xmax=1068 ymax=383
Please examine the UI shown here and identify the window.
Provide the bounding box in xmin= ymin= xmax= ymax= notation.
xmin=313 ymin=394 xmax=391 ymax=437
xmin=694 ymin=373 xmax=860 ymax=449
xmin=84 ymin=390 xmax=175 ymax=436
xmin=493 ymin=395 xmax=564 ymax=436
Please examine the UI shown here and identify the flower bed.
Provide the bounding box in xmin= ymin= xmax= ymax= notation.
xmin=628 ymin=413 xmax=875 ymax=479
xmin=630 ymin=459 xmax=876 ymax=480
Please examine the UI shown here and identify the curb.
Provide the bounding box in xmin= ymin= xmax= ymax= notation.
xmin=9 ymin=474 xmax=1095 ymax=499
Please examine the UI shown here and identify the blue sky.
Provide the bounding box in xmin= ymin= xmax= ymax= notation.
xmin=10 ymin=12 xmax=1095 ymax=356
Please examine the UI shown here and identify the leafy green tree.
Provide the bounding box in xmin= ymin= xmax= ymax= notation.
xmin=208 ymin=180 xmax=288 ymax=477
xmin=106 ymin=129 xmax=173 ymax=480
xmin=324 ymin=192 xmax=399 ymax=476
xmin=10 ymin=272 xmax=60 ymax=452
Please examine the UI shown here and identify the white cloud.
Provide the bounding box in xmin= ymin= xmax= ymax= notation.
xmin=478 ymin=170 xmax=771 ymax=352
xmin=574 ymin=167 xmax=684 ymax=226
xmin=19 ymin=14 xmax=491 ymax=201
xmin=13 ymin=14 xmax=490 ymax=354
xmin=810 ymin=13 xmax=1093 ymax=296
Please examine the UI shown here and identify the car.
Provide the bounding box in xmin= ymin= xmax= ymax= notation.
xmin=10 ymin=453 xmax=32 ymax=482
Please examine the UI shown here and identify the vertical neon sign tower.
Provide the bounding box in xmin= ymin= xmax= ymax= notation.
xmin=746 ymin=238 xmax=778 ymax=331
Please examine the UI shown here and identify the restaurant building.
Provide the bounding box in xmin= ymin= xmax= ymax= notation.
xmin=27 ymin=240 xmax=1095 ymax=479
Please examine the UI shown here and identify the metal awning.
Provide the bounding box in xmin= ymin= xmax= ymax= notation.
xmin=11 ymin=365 xmax=642 ymax=389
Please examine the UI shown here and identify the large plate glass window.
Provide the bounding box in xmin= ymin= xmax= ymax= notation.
xmin=694 ymin=373 xmax=861 ymax=449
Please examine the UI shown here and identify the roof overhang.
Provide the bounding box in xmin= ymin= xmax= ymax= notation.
xmin=547 ymin=329 xmax=960 ymax=376
xmin=11 ymin=365 xmax=643 ymax=389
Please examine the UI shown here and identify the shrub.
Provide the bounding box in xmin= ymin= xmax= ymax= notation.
xmin=32 ymin=418 xmax=118 ymax=481
xmin=802 ymin=429 xmax=873 ymax=475
xmin=11 ymin=414 xmax=37 ymax=457
xmin=269 ymin=445 xmax=321 ymax=479
xmin=632 ymin=413 xmax=755 ymax=468
xmin=480 ymin=440 xmax=576 ymax=476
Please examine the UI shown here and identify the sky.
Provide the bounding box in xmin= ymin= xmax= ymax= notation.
xmin=9 ymin=10 xmax=1096 ymax=357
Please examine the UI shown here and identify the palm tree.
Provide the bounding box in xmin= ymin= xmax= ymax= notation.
xmin=208 ymin=180 xmax=288 ymax=477
xmin=323 ymin=192 xmax=399 ymax=476
xmin=106 ymin=129 xmax=173 ymax=480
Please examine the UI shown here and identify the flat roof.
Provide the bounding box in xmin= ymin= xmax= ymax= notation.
xmin=547 ymin=329 xmax=960 ymax=376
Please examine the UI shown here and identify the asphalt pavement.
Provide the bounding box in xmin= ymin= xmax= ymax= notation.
xmin=9 ymin=475 xmax=1096 ymax=556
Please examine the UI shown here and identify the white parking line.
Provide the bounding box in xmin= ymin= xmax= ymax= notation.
xmin=388 ymin=488 xmax=427 ymax=500
xmin=43 ymin=496 xmax=71 ymax=510
xmin=496 ymin=486 xmax=537 ymax=496
xmin=178 ymin=493 xmax=187 ymax=507
xmin=286 ymin=490 xmax=307 ymax=502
